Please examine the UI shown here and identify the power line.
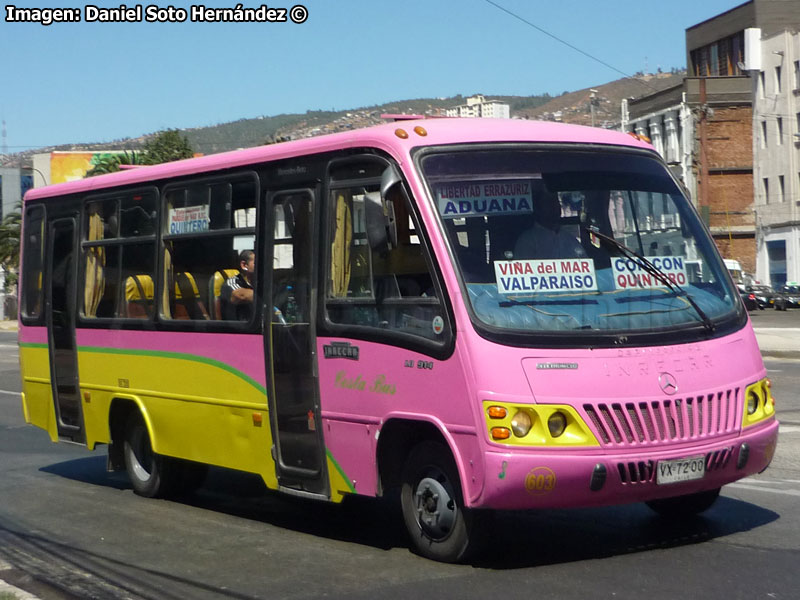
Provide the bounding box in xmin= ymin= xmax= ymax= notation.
xmin=482 ymin=0 xmax=660 ymax=93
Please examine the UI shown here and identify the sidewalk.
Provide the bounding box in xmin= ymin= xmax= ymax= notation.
xmin=0 ymin=320 xmax=18 ymax=331
xmin=752 ymin=327 xmax=800 ymax=359
xmin=0 ymin=561 xmax=41 ymax=600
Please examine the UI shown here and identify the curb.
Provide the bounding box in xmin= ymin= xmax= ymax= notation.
xmin=0 ymin=579 xmax=41 ymax=600
xmin=761 ymin=350 xmax=800 ymax=360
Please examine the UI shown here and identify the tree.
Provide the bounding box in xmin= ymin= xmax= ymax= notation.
xmin=84 ymin=128 xmax=195 ymax=177
xmin=0 ymin=201 xmax=22 ymax=293
xmin=85 ymin=150 xmax=144 ymax=177
xmin=140 ymin=129 xmax=194 ymax=164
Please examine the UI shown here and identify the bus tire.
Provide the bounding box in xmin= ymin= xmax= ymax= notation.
xmin=645 ymin=487 xmax=721 ymax=517
xmin=123 ymin=413 xmax=173 ymax=498
xmin=400 ymin=441 xmax=475 ymax=563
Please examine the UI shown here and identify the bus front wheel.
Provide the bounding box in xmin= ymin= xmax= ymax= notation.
xmin=400 ymin=441 xmax=476 ymax=563
xmin=123 ymin=413 xmax=172 ymax=498
xmin=645 ymin=487 xmax=721 ymax=517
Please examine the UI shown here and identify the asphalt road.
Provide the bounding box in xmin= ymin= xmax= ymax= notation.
xmin=748 ymin=304 xmax=800 ymax=328
xmin=0 ymin=329 xmax=798 ymax=600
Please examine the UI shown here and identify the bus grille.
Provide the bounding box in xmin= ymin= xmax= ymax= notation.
xmin=618 ymin=460 xmax=655 ymax=484
xmin=706 ymin=446 xmax=733 ymax=472
xmin=583 ymin=389 xmax=739 ymax=447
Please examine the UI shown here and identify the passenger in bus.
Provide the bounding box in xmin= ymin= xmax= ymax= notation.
xmin=220 ymin=250 xmax=255 ymax=321
xmin=514 ymin=189 xmax=585 ymax=260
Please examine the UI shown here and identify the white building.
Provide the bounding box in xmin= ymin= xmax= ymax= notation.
xmin=446 ymin=95 xmax=510 ymax=119
xmin=752 ymin=28 xmax=800 ymax=288
xmin=620 ymin=89 xmax=696 ymax=197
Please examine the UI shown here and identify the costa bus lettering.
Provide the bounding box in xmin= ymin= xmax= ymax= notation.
xmin=612 ymin=256 xmax=688 ymax=290
xmin=437 ymin=179 xmax=533 ymax=219
xmin=494 ymin=259 xmax=597 ymax=295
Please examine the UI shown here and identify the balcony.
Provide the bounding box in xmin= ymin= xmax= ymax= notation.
xmin=685 ymin=76 xmax=752 ymax=106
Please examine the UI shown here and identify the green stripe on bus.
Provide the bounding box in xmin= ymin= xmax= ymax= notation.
xmin=75 ymin=345 xmax=267 ymax=395
xmin=326 ymin=450 xmax=356 ymax=494
xmin=18 ymin=342 xmax=48 ymax=349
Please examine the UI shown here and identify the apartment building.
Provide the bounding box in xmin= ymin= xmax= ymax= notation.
xmin=753 ymin=29 xmax=800 ymax=288
xmin=445 ymin=95 xmax=510 ymax=119
xmin=622 ymin=0 xmax=800 ymax=283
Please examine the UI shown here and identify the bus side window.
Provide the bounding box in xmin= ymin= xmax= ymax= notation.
xmin=160 ymin=174 xmax=258 ymax=323
xmin=81 ymin=191 xmax=157 ymax=320
xmin=21 ymin=205 xmax=46 ymax=320
xmin=326 ymin=175 xmax=447 ymax=342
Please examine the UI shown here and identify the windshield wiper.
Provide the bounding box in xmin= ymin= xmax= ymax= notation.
xmin=585 ymin=225 xmax=715 ymax=332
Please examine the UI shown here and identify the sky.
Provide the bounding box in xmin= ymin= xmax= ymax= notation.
xmin=1 ymin=0 xmax=747 ymax=153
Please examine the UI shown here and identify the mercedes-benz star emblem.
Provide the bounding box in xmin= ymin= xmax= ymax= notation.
xmin=659 ymin=372 xmax=678 ymax=395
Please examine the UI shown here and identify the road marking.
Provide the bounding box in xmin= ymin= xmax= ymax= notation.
xmin=728 ymin=482 xmax=800 ymax=497
xmin=779 ymin=425 xmax=800 ymax=433
xmin=0 ymin=344 xmax=19 ymax=349
xmin=0 ymin=389 xmax=21 ymax=397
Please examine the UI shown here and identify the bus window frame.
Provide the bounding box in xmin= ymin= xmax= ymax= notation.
xmin=77 ymin=186 xmax=160 ymax=325
xmin=413 ymin=142 xmax=747 ymax=350
xmin=20 ymin=202 xmax=48 ymax=327
xmin=158 ymin=171 xmax=261 ymax=333
xmin=319 ymin=153 xmax=456 ymax=361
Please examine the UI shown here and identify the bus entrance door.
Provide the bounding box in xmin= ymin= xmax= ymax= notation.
xmin=45 ymin=218 xmax=85 ymax=444
xmin=266 ymin=189 xmax=328 ymax=496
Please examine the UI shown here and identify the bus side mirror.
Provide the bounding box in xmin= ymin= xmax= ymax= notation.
xmin=365 ymin=191 xmax=389 ymax=252
xmin=380 ymin=165 xmax=400 ymax=248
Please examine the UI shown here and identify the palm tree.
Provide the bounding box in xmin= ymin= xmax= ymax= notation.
xmin=0 ymin=201 xmax=22 ymax=293
xmin=85 ymin=150 xmax=144 ymax=177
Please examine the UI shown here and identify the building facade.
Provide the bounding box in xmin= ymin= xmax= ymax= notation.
xmin=445 ymin=95 xmax=510 ymax=119
xmin=622 ymin=0 xmax=800 ymax=282
xmin=621 ymin=78 xmax=754 ymax=275
xmin=0 ymin=167 xmax=33 ymax=218
xmin=752 ymin=28 xmax=800 ymax=288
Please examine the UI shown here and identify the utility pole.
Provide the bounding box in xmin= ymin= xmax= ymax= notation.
xmin=698 ymin=79 xmax=709 ymax=226
xmin=589 ymin=89 xmax=598 ymax=127
xmin=1 ymin=119 xmax=7 ymax=159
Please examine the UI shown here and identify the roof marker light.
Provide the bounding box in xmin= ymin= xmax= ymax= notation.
xmin=413 ymin=126 xmax=428 ymax=137
xmin=395 ymin=128 xmax=409 ymax=139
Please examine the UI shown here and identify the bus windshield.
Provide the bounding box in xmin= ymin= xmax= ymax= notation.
xmin=420 ymin=147 xmax=740 ymax=338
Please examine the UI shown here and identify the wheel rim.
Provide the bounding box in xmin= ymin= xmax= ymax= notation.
xmin=129 ymin=425 xmax=153 ymax=482
xmin=413 ymin=473 xmax=457 ymax=541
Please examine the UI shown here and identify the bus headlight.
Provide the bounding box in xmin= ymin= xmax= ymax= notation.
xmin=548 ymin=412 xmax=568 ymax=437
xmin=746 ymin=390 xmax=760 ymax=415
xmin=510 ymin=411 xmax=532 ymax=437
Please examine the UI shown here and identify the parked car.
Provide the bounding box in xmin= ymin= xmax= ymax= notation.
xmin=773 ymin=284 xmax=800 ymax=310
xmin=747 ymin=285 xmax=773 ymax=310
xmin=739 ymin=286 xmax=758 ymax=311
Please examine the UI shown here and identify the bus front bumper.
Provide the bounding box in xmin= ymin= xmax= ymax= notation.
xmin=475 ymin=419 xmax=779 ymax=510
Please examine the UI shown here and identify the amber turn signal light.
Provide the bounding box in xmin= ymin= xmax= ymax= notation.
xmin=491 ymin=427 xmax=511 ymax=440
xmin=488 ymin=406 xmax=507 ymax=419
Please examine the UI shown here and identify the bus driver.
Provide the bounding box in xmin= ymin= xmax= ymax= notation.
xmin=514 ymin=188 xmax=585 ymax=260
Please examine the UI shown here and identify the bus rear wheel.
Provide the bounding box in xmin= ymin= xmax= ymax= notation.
xmin=645 ymin=487 xmax=721 ymax=517
xmin=123 ymin=413 xmax=173 ymax=498
xmin=400 ymin=441 xmax=476 ymax=563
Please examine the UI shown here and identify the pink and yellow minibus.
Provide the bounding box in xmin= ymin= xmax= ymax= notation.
xmin=19 ymin=117 xmax=778 ymax=562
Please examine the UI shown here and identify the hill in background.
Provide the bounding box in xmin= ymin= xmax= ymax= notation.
xmin=4 ymin=71 xmax=685 ymax=166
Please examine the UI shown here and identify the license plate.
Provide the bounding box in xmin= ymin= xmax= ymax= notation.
xmin=656 ymin=455 xmax=706 ymax=485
